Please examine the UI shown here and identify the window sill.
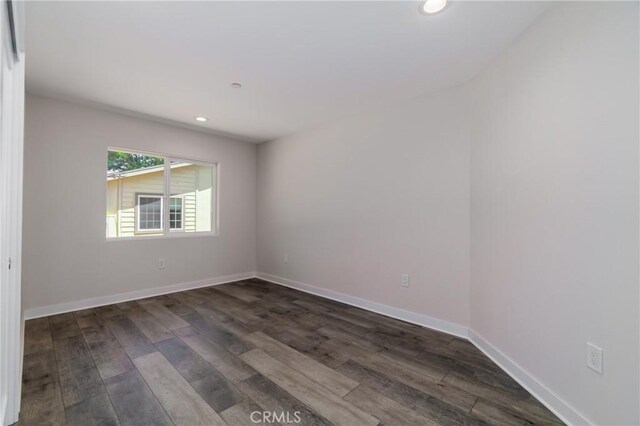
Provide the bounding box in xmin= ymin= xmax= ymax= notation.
xmin=105 ymin=231 xmax=219 ymax=242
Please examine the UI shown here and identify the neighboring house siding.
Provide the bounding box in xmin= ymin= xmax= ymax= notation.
xmin=171 ymin=168 xmax=198 ymax=232
xmin=107 ymin=165 xmax=206 ymax=237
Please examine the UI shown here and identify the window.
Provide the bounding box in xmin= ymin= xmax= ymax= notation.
xmin=169 ymin=197 xmax=183 ymax=230
xmin=137 ymin=195 xmax=163 ymax=231
xmin=135 ymin=195 xmax=183 ymax=232
xmin=107 ymin=149 xmax=217 ymax=239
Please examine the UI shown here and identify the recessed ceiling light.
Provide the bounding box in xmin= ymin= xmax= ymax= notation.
xmin=194 ymin=116 xmax=208 ymax=122
xmin=421 ymin=0 xmax=448 ymax=15
xmin=231 ymin=82 xmax=242 ymax=89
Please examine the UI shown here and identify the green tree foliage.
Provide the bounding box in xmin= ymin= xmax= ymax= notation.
xmin=107 ymin=151 xmax=164 ymax=172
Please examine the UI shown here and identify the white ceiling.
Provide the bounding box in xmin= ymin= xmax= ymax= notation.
xmin=26 ymin=1 xmax=550 ymax=142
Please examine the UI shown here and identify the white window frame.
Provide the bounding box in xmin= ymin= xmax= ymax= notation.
xmin=107 ymin=147 xmax=219 ymax=241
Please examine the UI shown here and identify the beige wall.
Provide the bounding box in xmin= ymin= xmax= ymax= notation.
xmin=23 ymin=95 xmax=257 ymax=310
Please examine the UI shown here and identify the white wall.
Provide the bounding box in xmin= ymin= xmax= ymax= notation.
xmin=23 ymin=95 xmax=257 ymax=312
xmin=257 ymin=86 xmax=471 ymax=328
xmin=470 ymin=2 xmax=639 ymax=425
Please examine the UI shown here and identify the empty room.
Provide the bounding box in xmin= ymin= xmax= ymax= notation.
xmin=0 ymin=1 xmax=637 ymax=425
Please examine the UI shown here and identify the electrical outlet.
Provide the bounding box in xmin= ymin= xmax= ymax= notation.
xmin=401 ymin=273 xmax=410 ymax=288
xmin=158 ymin=258 xmax=165 ymax=269
xmin=586 ymin=342 xmax=603 ymax=374
xmin=283 ymin=254 xmax=288 ymax=264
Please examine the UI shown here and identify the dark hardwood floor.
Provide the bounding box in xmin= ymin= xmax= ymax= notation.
xmin=19 ymin=278 xmax=563 ymax=425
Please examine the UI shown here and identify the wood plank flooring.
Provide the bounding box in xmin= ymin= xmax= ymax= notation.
xmin=18 ymin=279 xmax=563 ymax=425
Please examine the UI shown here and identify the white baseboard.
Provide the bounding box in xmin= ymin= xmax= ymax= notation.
xmin=468 ymin=329 xmax=590 ymax=426
xmin=23 ymin=271 xmax=256 ymax=319
xmin=256 ymin=272 xmax=468 ymax=339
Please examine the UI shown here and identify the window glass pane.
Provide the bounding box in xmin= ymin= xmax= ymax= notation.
xmin=169 ymin=197 xmax=183 ymax=230
xmin=169 ymin=161 xmax=215 ymax=233
xmin=139 ymin=196 xmax=162 ymax=230
xmin=106 ymin=150 xmax=164 ymax=238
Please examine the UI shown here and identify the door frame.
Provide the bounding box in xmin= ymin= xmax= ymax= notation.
xmin=0 ymin=1 xmax=24 ymax=424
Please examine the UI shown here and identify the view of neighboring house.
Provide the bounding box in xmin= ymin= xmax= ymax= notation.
xmin=106 ymin=162 xmax=215 ymax=238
